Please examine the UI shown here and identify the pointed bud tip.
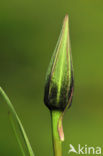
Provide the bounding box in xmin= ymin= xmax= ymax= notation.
xmin=62 ymin=14 xmax=69 ymax=32
xmin=63 ymin=14 xmax=69 ymax=24
xmin=64 ymin=14 xmax=69 ymax=20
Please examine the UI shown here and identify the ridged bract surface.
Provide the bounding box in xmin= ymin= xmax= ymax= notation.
xmin=44 ymin=15 xmax=74 ymax=111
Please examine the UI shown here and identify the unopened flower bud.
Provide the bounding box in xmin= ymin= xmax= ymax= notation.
xmin=44 ymin=15 xmax=73 ymax=111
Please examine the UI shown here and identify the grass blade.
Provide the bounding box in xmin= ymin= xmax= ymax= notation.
xmin=0 ymin=87 xmax=35 ymax=156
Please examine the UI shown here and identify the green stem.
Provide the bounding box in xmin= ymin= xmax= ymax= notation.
xmin=51 ymin=110 xmax=63 ymax=156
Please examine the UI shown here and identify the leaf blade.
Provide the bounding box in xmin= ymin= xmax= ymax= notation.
xmin=0 ymin=87 xmax=35 ymax=156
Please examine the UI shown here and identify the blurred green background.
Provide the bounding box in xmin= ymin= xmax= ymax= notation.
xmin=0 ymin=0 xmax=103 ymax=155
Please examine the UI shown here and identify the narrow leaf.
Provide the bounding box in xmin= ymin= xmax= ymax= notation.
xmin=0 ymin=87 xmax=35 ymax=156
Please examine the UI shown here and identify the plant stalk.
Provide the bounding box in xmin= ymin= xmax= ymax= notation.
xmin=51 ymin=110 xmax=63 ymax=156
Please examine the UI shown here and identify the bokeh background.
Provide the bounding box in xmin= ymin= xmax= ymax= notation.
xmin=0 ymin=0 xmax=103 ymax=155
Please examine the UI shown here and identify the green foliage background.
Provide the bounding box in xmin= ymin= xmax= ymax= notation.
xmin=0 ymin=0 xmax=103 ymax=155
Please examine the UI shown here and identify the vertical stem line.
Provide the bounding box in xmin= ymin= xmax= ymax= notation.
xmin=51 ymin=110 xmax=62 ymax=156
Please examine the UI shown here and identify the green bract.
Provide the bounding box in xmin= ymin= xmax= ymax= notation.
xmin=44 ymin=15 xmax=73 ymax=111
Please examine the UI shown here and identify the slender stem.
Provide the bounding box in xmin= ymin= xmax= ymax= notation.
xmin=51 ymin=110 xmax=63 ymax=156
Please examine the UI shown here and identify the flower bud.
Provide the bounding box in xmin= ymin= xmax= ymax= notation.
xmin=44 ymin=15 xmax=74 ymax=111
